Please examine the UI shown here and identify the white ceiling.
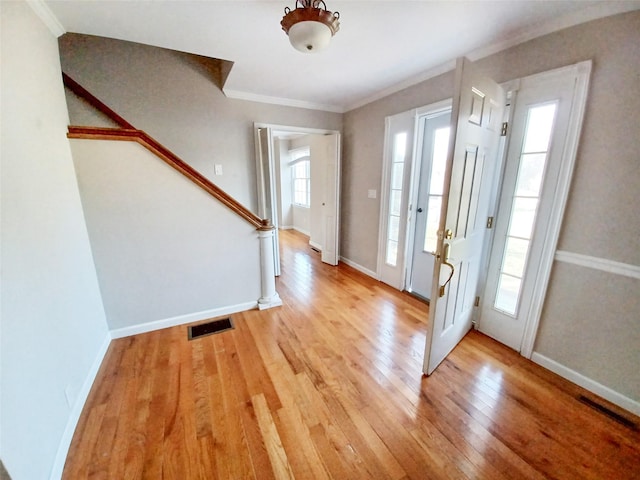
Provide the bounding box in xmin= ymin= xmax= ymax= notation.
xmin=42 ymin=0 xmax=640 ymax=112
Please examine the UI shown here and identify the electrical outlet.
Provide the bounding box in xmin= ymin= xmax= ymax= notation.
xmin=214 ymin=164 xmax=223 ymax=175
xmin=368 ymin=189 xmax=377 ymax=199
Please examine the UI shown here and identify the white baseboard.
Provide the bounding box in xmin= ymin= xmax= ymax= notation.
xmin=49 ymin=301 xmax=259 ymax=477
xmin=50 ymin=333 xmax=111 ymax=480
xmin=110 ymin=301 xmax=258 ymax=339
xmin=339 ymin=256 xmax=378 ymax=279
xmin=279 ymin=225 xmax=293 ymax=230
xmin=309 ymin=240 xmax=322 ymax=251
xmin=531 ymin=352 xmax=640 ymax=416
xmin=293 ymin=227 xmax=310 ymax=237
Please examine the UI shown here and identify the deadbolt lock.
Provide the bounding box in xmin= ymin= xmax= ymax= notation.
xmin=445 ymin=229 xmax=453 ymax=240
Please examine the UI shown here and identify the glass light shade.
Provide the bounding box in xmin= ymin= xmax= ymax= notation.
xmin=288 ymin=21 xmax=332 ymax=53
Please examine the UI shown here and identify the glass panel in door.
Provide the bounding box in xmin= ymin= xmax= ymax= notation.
xmin=494 ymin=103 xmax=557 ymax=315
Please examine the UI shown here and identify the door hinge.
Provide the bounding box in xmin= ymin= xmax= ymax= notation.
xmin=474 ymin=296 xmax=480 ymax=307
xmin=501 ymin=122 xmax=508 ymax=136
xmin=486 ymin=216 xmax=494 ymax=229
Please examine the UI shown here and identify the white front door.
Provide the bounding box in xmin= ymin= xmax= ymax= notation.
xmin=423 ymin=58 xmax=505 ymax=375
xmin=478 ymin=63 xmax=591 ymax=352
xmin=408 ymin=111 xmax=451 ymax=300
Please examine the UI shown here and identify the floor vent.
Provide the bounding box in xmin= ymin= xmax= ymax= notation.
xmin=188 ymin=317 xmax=234 ymax=340
xmin=578 ymin=395 xmax=638 ymax=430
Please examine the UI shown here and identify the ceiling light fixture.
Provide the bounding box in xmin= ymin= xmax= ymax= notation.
xmin=281 ymin=0 xmax=340 ymax=53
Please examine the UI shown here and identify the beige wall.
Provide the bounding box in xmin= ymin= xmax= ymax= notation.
xmin=71 ymin=139 xmax=262 ymax=331
xmin=342 ymin=72 xmax=454 ymax=270
xmin=342 ymin=11 xmax=640 ymax=402
xmin=59 ymin=33 xmax=343 ymax=212
xmin=0 ymin=2 xmax=109 ymax=478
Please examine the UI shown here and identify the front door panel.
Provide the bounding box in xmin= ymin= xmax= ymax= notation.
xmin=423 ymin=58 xmax=505 ymax=375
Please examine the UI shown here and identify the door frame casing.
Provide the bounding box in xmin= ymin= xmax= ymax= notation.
xmin=475 ymin=61 xmax=592 ymax=358
xmin=375 ymin=61 xmax=591 ymax=364
xmin=376 ymin=109 xmax=417 ymax=288
xmin=377 ymin=100 xmax=453 ymax=290
xmin=254 ymin=123 xmax=341 ymax=271
xmin=511 ymin=61 xmax=592 ymax=358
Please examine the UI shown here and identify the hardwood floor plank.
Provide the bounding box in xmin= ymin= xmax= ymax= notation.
xmin=252 ymin=393 xmax=295 ymax=479
xmin=214 ymin=332 xmax=256 ymax=480
xmin=63 ymin=229 xmax=640 ymax=479
xmin=273 ymin=390 xmax=332 ymax=480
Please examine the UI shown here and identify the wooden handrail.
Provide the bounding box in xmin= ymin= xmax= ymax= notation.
xmin=68 ymin=126 xmax=267 ymax=229
xmin=62 ymin=71 xmax=270 ymax=230
xmin=62 ymin=73 xmax=135 ymax=130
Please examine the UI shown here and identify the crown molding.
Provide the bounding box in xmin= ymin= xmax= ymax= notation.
xmin=223 ymin=88 xmax=344 ymax=114
xmin=343 ymin=2 xmax=639 ymax=113
xmin=26 ymin=0 xmax=66 ymax=37
xmin=345 ymin=59 xmax=457 ymax=112
xmin=466 ymin=1 xmax=640 ymax=64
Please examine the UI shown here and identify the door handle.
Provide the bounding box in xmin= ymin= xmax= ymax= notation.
xmin=417 ymin=207 xmax=423 ymax=213
xmin=439 ymin=243 xmax=455 ymax=297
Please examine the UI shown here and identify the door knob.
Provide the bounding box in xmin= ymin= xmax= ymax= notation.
xmin=438 ymin=243 xmax=455 ymax=297
xmin=417 ymin=207 xmax=423 ymax=213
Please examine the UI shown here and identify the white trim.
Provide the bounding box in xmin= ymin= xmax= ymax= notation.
xmin=348 ymin=61 xmax=456 ymax=112
xmin=256 ymin=123 xmax=340 ymax=137
xmin=257 ymin=297 xmax=283 ymax=311
xmin=224 ymin=88 xmax=344 ymax=114
xmin=340 ymin=256 xmax=378 ymax=280
xmin=520 ymin=60 xmax=592 ymax=359
xmin=344 ymin=3 xmax=636 ymax=113
xmin=376 ymin=116 xmax=393 ymax=281
xmin=50 ymin=333 xmax=111 ymax=480
xmin=555 ymin=250 xmax=640 ymax=280
xmin=404 ymin=100 xmax=453 ymax=293
xmin=293 ymin=226 xmax=310 ymax=237
xmin=109 ymin=302 xmax=257 ymax=339
xmin=469 ymin=2 xmax=640 ymax=70
xmin=376 ymin=109 xmax=417 ymax=290
xmin=26 ymin=0 xmax=66 ymax=37
xmin=309 ymin=240 xmax=322 ymax=251
xmin=531 ymin=352 xmax=640 ymax=416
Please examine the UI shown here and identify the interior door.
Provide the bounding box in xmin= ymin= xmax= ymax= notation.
xmin=409 ymin=111 xmax=451 ymax=300
xmin=423 ymin=58 xmax=505 ymax=375
xmin=315 ymin=134 xmax=341 ymax=265
xmin=256 ymin=127 xmax=281 ymax=275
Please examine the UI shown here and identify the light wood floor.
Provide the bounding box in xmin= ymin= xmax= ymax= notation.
xmin=64 ymin=229 xmax=640 ymax=479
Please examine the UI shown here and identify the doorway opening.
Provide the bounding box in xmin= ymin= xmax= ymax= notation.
xmin=376 ymin=59 xmax=590 ymax=376
xmin=255 ymin=124 xmax=341 ymax=273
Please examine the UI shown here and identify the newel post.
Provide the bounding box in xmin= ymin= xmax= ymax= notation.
xmin=257 ymin=220 xmax=283 ymax=310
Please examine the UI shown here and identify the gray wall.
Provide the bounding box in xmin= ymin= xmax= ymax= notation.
xmin=58 ymin=33 xmax=343 ymax=212
xmin=71 ymin=139 xmax=262 ymax=331
xmin=341 ymin=10 xmax=640 ymax=402
xmin=0 ymin=2 xmax=109 ymax=478
xmin=342 ymin=72 xmax=454 ymax=270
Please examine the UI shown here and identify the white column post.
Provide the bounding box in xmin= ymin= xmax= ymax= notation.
xmin=257 ymin=221 xmax=282 ymax=310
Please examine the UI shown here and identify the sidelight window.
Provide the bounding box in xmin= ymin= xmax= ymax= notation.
xmin=494 ymin=103 xmax=557 ymax=315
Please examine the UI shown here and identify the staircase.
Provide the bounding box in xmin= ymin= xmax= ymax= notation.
xmin=64 ymin=73 xmax=281 ymax=335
